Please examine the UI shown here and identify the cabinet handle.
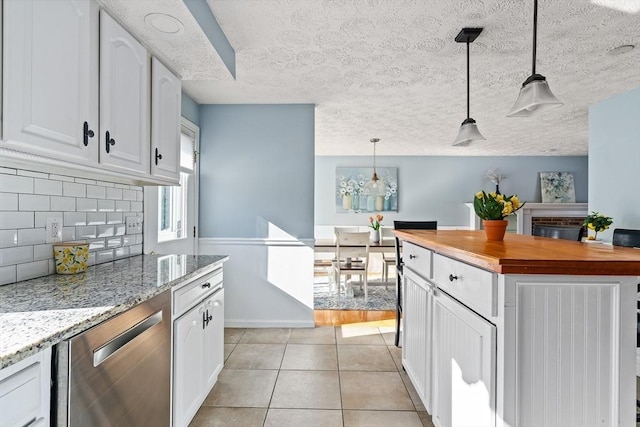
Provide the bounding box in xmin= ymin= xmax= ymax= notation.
xmin=449 ymin=274 xmax=458 ymax=282
xmin=409 ymin=254 xmax=416 ymax=259
xmin=201 ymin=282 xmax=211 ymax=289
xmin=105 ymin=131 xmax=116 ymax=153
xmin=83 ymin=121 xmax=94 ymax=146
xmin=202 ymin=311 xmax=207 ymax=329
xmin=155 ymin=147 xmax=163 ymax=165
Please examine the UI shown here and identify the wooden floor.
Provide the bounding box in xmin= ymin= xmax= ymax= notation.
xmin=314 ymin=309 xmax=395 ymax=326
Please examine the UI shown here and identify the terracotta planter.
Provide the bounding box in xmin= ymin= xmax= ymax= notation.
xmin=482 ymin=220 xmax=508 ymax=241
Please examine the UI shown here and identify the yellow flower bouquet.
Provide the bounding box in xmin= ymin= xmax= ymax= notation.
xmin=473 ymin=191 xmax=525 ymax=220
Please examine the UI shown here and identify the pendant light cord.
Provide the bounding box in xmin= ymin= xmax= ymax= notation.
xmin=532 ymin=0 xmax=538 ymax=75
xmin=466 ymin=40 xmax=470 ymax=119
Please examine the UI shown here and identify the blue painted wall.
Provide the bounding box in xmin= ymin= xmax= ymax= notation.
xmin=589 ymin=86 xmax=640 ymax=241
xmin=199 ymin=104 xmax=315 ymax=239
xmin=181 ymin=92 xmax=200 ymax=125
xmin=316 ymin=156 xmax=588 ymax=227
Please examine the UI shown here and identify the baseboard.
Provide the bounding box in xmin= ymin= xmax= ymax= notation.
xmin=225 ymin=319 xmax=315 ymax=328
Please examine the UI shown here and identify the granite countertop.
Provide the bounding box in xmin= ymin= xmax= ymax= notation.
xmin=0 ymin=254 xmax=228 ymax=369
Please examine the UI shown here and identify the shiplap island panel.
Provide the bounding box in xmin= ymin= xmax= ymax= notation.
xmin=395 ymin=230 xmax=638 ymax=427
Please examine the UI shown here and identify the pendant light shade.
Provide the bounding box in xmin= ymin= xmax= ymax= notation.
xmin=507 ymin=0 xmax=562 ymax=117
xmin=453 ymin=28 xmax=485 ymax=146
xmin=363 ymin=138 xmax=386 ymax=211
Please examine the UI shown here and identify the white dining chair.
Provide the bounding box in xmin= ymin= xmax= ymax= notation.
xmin=333 ymin=231 xmax=370 ymax=299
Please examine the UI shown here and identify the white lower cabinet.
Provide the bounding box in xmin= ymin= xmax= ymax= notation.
xmin=173 ymin=278 xmax=224 ymax=427
xmin=402 ymin=268 xmax=433 ymax=413
xmin=0 ymin=347 xmax=51 ymax=427
xmin=432 ymin=290 xmax=496 ymax=427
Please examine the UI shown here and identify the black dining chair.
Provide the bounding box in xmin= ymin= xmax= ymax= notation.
xmin=611 ymin=228 xmax=640 ymax=421
xmin=612 ymin=228 xmax=640 ymax=248
xmin=393 ymin=220 xmax=438 ymax=347
xmin=532 ymin=224 xmax=585 ymax=241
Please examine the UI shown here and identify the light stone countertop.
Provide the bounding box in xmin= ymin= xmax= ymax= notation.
xmin=0 ymin=254 xmax=228 ymax=369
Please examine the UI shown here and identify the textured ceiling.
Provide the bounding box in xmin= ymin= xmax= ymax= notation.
xmin=101 ymin=0 xmax=640 ymax=156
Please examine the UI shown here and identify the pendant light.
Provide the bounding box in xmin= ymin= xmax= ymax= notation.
xmin=453 ymin=28 xmax=485 ymax=146
xmin=507 ymin=0 xmax=562 ymax=117
xmin=363 ymin=138 xmax=386 ymax=211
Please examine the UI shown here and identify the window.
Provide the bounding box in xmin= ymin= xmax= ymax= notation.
xmin=158 ymin=127 xmax=196 ymax=242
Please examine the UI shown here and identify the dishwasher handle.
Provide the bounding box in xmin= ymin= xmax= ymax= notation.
xmin=93 ymin=310 xmax=163 ymax=367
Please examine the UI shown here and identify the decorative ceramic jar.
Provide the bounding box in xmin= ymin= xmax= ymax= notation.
xmin=482 ymin=220 xmax=508 ymax=241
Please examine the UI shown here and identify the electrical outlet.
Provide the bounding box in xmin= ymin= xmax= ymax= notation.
xmin=126 ymin=216 xmax=143 ymax=234
xmin=46 ymin=217 xmax=62 ymax=243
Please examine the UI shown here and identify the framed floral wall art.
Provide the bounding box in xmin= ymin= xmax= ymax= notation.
xmin=336 ymin=167 xmax=398 ymax=213
xmin=540 ymin=172 xmax=576 ymax=203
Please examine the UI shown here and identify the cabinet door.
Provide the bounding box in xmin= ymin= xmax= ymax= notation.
xmin=2 ymin=0 xmax=99 ymax=163
xmin=402 ymin=269 xmax=432 ymax=412
xmin=151 ymin=58 xmax=181 ymax=182
xmin=203 ymin=289 xmax=225 ymax=392
xmin=99 ymin=11 xmax=149 ymax=176
xmin=432 ymin=291 xmax=496 ymax=427
xmin=173 ymin=303 xmax=205 ymax=427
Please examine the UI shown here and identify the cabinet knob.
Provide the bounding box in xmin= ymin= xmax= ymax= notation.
xmin=155 ymin=147 xmax=163 ymax=165
xmin=409 ymin=254 xmax=416 ymax=259
xmin=449 ymin=274 xmax=458 ymax=282
xmin=83 ymin=121 xmax=94 ymax=146
xmin=105 ymin=131 xmax=116 ymax=153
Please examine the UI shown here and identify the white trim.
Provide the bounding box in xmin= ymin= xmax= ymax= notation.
xmin=225 ymin=319 xmax=315 ymax=328
xmin=199 ymin=237 xmax=315 ymax=249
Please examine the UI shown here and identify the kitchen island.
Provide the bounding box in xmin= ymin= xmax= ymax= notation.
xmin=395 ymin=229 xmax=639 ymax=427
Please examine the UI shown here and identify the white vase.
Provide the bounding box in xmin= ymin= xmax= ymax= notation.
xmin=370 ymin=229 xmax=380 ymax=243
xmin=342 ymin=194 xmax=352 ymax=210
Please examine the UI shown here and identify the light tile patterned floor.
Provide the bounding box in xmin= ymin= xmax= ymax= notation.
xmin=190 ymin=322 xmax=434 ymax=427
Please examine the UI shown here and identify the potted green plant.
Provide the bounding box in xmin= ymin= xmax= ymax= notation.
xmin=583 ymin=211 xmax=613 ymax=240
xmin=473 ymin=191 xmax=525 ymax=240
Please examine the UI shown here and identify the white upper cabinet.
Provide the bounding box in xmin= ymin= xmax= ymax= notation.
xmin=99 ymin=11 xmax=150 ymax=176
xmin=2 ymin=0 xmax=99 ymax=163
xmin=151 ymin=58 xmax=181 ymax=182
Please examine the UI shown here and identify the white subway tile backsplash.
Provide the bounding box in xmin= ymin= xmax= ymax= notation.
xmin=64 ymin=212 xmax=86 ymax=226
xmin=0 ymin=175 xmax=34 ymax=194
xmin=106 ymin=187 xmax=123 ymax=200
xmin=34 ymin=178 xmax=63 ymax=196
xmin=33 ymin=244 xmax=53 ymax=261
xmin=76 ymin=198 xmax=97 ymax=212
xmin=130 ymin=201 xmax=143 ymax=212
xmin=0 ymin=193 xmax=19 ymax=210
xmin=96 ymin=249 xmax=114 ymax=264
xmin=0 ymin=246 xmax=33 ymax=267
xmin=63 ymin=182 xmax=86 ymax=198
xmin=97 ymin=225 xmax=115 ymax=238
xmin=87 ymin=185 xmax=106 ymax=199
xmin=17 ymin=260 xmax=49 ymax=281
xmin=0 ymin=266 xmax=17 ymax=285
xmin=122 ymin=189 xmax=137 ymax=201
xmin=87 ymin=212 xmax=106 ymax=225
xmin=1 ymin=169 xmax=143 ymax=284
xmin=107 ymin=212 xmax=123 ymax=224
xmin=51 ymin=196 xmax=76 ymax=211
xmin=49 ymin=174 xmax=74 ymax=182
xmin=0 ymin=230 xmax=18 ymax=248
xmin=35 ymin=212 xmax=63 ymax=227
xmin=17 ymin=228 xmax=45 ymax=246
xmin=115 ymin=201 xmax=130 ymax=212
xmin=17 ymin=170 xmax=48 ymax=179
xmin=76 ymin=226 xmax=97 ymax=239
xmin=98 ymin=199 xmax=115 ymax=212
xmin=0 ymin=212 xmax=34 ymax=229
xmin=19 ymin=194 xmax=50 ymax=211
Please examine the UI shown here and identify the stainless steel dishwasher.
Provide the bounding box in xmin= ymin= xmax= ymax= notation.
xmin=56 ymin=290 xmax=171 ymax=426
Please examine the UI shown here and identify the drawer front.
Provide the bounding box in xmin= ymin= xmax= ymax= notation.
xmin=173 ymin=268 xmax=223 ymax=317
xmin=403 ymin=242 xmax=432 ymax=279
xmin=432 ymin=253 xmax=497 ymax=319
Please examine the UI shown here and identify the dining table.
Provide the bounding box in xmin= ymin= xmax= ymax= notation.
xmin=313 ymin=237 xmax=396 ymax=254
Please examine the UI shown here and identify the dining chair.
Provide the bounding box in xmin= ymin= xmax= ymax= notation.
xmin=612 ymin=228 xmax=640 ymax=248
xmin=532 ymin=224 xmax=584 ymax=241
xmin=393 ymin=220 xmax=438 ymax=347
xmin=380 ymin=227 xmax=396 ymax=286
xmin=333 ymin=231 xmax=370 ymax=299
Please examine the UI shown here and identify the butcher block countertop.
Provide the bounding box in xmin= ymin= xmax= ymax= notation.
xmin=395 ymin=230 xmax=640 ymax=276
